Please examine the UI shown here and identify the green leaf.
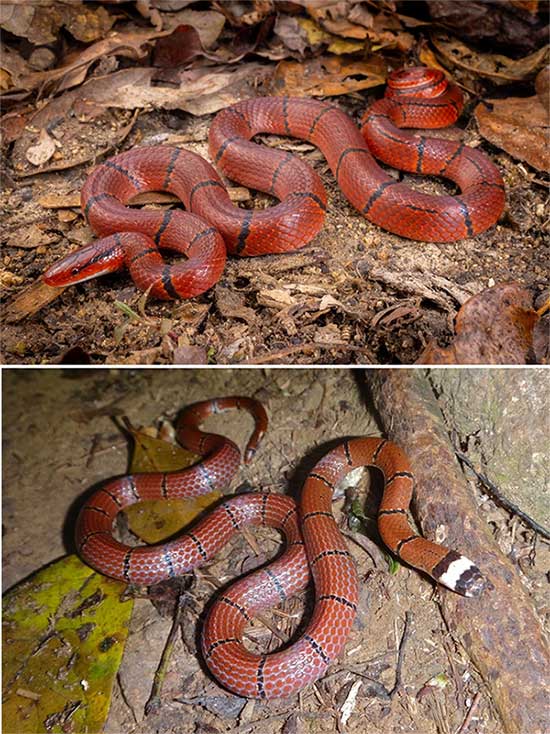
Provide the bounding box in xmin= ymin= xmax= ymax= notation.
xmin=2 ymin=555 xmax=132 ymax=734
xmin=388 ymin=556 xmax=400 ymax=575
xmin=114 ymin=301 xmax=141 ymax=321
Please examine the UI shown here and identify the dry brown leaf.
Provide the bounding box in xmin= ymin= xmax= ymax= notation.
xmin=8 ymin=30 xmax=165 ymax=95
xmin=272 ymin=55 xmax=386 ymax=97
xmin=0 ymin=42 xmax=31 ymax=89
xmin=428 ymin=1 xmax=547 ymax=54
xmin=257 ymin=288 xmax=296 ymax=309
xmin=171 ymin=301 xmax=210 ymax=329
xmin=419 ymin=283 xmax=540 ymax=365
xmin=24 ymin=129 xmax=56 ymax=167
xmin=0 ymin=109 xmax=29 ymax=145
xmin=371 ymin=302 xmax=420 ymax=328
xmin=274 ymin=15 xmax=327 ymax=55
xmin=17 ymin=63 xmax=272 ymax=133
xmin=6 ymin=223 xmax=60 ymax=250
xmin=163 ymin=9 xmax=226 ymax=46
xmin=475 ymin=95 xmax=549 ymax=172
xmin=171 ymin=345 xmax=208 ymax=364
xmin=212 ymin=0 xmax=273 ymax=26
xmin=535 ymin=64 xmax=549 ymax=108
xmin=431 ymin=33 xmax=549 ymax=83
xmin=215 ymin=286 xmax=258 ymax=326
xmin=38 ymin=193 xmax=82 ymax=209
xmin=0 ymin=1 xmax=115 ymax=46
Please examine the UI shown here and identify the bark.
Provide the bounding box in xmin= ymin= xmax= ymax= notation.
xmin=368 ymin=369 xmax=550 ymax=734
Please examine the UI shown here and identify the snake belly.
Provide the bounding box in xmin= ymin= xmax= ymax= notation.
xmin=75 ymin=396 xmax=485 ymax=699
xmin=44 ymin=66 xmax=505 ymax=300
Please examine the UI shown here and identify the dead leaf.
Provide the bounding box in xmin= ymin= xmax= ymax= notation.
xmin=163 ymin=9 xmax=226 ymax=47
xmin=0 ymin=41 xmax=32 ymax=89
xmin=25 ymin=129 xmax=56 ymax=167
xmin=314 ymin=323 xmax=343 ymax=344
xmin=38 ymin=193 xmax=81 ymax=209
xmin=215 ymin=285 xmax=258 ymax=325
xmin=257 ymin=288 xmax=296 ymax=308
xmin=7 ymin=223 xmax=60 ymax=249
xmin=0 ymin=1 xmax=115 ymax=46
xmin=431 ymin=33 xmax=549 ymax=83
xmin=318 ymin=294 xmax=343 ymax=310
xmin=419 ymin=283 xmax=540 ymax=365
xmin=171 ymin=301 xmax=210 ymax=328
xmin=19 ymin=62 xmax=272 ymax=133
xmin=274 ymin=15 xmax=326 ymax=55
xmin=153 ymin=24 xmax=221 ymax=68
xmin=475 ymin=95 xmax=549 ymax=172
xmin=0 ymin=110 xmax=30 ymax=145
xmin=535 ymin=64 xmax=549 ymax=109
xmin=57 ymin=210 xmax=78 ymax=223
xmin=272 ymin=55 xmax=386 ymax=97
xmin=212 ymin=0 xmax=274 ymax=27
xmin=306 ymin=4 xmax=414 ymax=52
xmin=9 ymin=30 xmax=164 ymax=96
xmin=371 ymin=302 xmax=420 ymax=328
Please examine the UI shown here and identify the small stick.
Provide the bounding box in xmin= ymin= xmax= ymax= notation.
xmin=390 ymin=611 xmax=413 ymax=698
xmin=454 ymin=691 xmax=481 ymax=734
xmin=145 ymin=582 xmax=188 ymax=716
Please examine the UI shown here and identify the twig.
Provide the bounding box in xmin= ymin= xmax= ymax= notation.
xmin=455 ymin=450 xmax=550 ymax=540
xmin=454 ymin=691 xmax=481 ymax=734
xmin=390 ymin=611 xmax=413 ymax=698
xmin=145 ymin=581 xmax=188 ymax=716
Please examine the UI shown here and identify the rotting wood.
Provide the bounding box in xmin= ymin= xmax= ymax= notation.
xmin=368 ymin=369 xmax=550 ymax=734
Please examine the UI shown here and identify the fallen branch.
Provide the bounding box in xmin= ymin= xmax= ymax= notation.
xmin=368 ymin=370 xmax=550 ymax=734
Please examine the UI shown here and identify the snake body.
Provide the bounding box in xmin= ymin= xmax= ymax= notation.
xmin=76 ymin=397 xmax=485 ymax=699
xmin=44 ymin=67 xmax=504 ymax=300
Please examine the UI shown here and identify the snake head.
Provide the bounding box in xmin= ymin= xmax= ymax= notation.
xmin=43 ymin=237 xmax=125 ymax=287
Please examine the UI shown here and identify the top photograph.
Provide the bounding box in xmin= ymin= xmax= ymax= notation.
xmin=1 ymin=0 xmax=548 ymax=365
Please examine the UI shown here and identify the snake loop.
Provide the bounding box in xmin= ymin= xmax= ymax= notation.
xmin=44 ymin=67 xmax=505 ymax=300
xmin=76 ymin=397 xmax=486 ymax=699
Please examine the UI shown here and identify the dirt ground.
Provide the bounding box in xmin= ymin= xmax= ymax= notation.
xmin=3 ymin=367 xmax=548 ymax=734
xmin=2 ymin=87 xmax=547 ymax=366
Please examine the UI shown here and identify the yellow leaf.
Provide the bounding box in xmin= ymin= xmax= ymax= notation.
xmin=297 ymin=17 xmax=330 ymax=45
xmin=125 ymin=427 xmax=220 ymax=544
xmin=327 ymin=39 xmax=365 ymax=55
xmin=129 ymin=426 xmax=198 ymax=474
xmin=2 ymin=555 xmax=132 ymax=734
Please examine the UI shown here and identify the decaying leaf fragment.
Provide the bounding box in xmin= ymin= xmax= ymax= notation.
xmin=418 ymin=283 xmax=541 ymax=364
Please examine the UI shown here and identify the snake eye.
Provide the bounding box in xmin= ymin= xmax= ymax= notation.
xmin=72 ymin=267 xmax=79 ymax=275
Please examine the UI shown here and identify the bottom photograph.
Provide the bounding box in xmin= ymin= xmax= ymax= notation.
xmin=2 ymin=368 xmax=548 ymax=734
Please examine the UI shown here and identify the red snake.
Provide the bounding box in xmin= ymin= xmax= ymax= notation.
xmin=76 ymin=397 xmax=486 ymax=699
xmin=44 ymin=67 xmax=504 ymax=300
